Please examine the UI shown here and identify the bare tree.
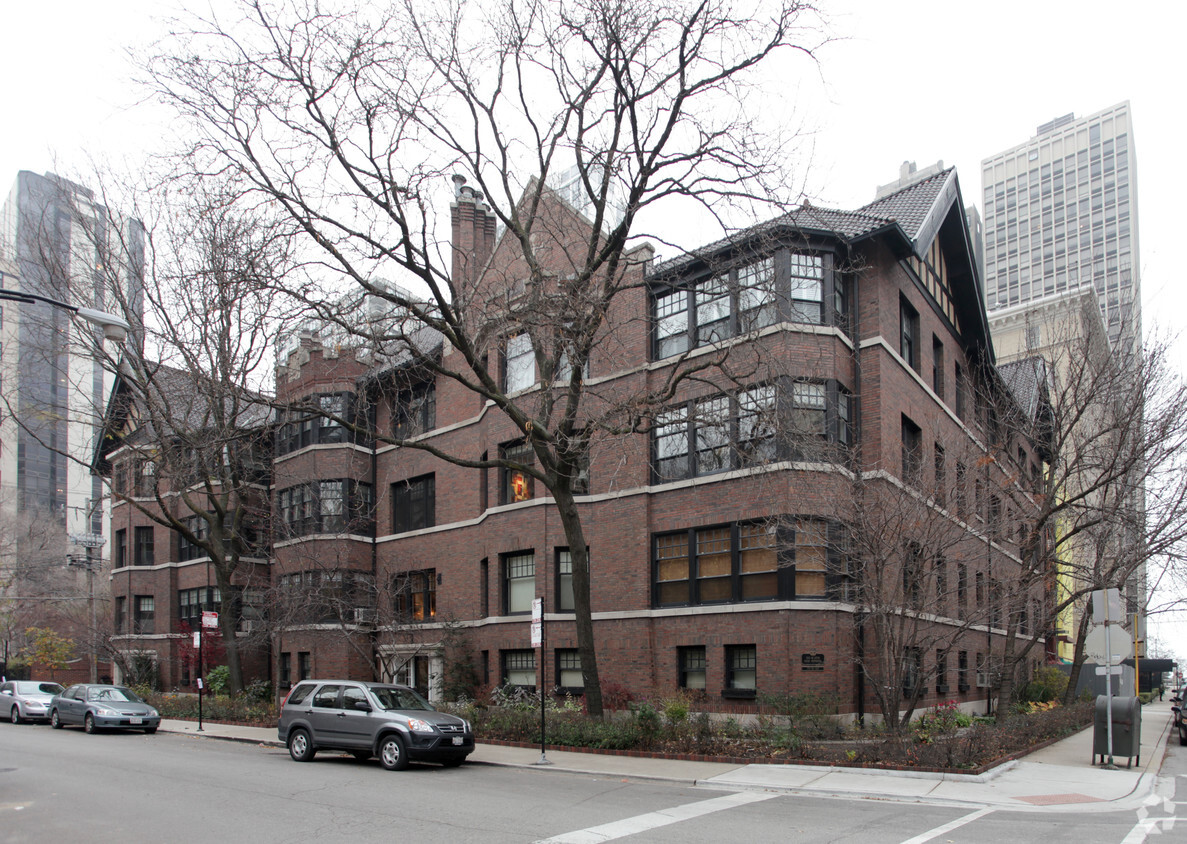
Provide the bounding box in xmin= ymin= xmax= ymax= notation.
xmin=144 ymin=0 xmax=824 ymax=716
xmin=984 ymin=312 xmax=1187 ymax=707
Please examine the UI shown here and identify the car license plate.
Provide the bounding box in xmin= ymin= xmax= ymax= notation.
xmin=452 ymin=736 xmax=463 ymax=745
xmin=130 ymin=717 xmax=143 ymax=725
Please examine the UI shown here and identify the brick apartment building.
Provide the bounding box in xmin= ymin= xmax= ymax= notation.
xmin=103 ymin=167 xmax=1048 ymax=718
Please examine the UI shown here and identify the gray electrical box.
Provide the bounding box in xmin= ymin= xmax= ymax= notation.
xmin=1093 ymin=695 xmax=1141 ymax=767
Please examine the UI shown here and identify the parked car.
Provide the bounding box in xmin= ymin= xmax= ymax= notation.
xmin=49 ymin=684 xmax=160 ymax=734
xmin=278 ymin=680 xmax=474 ymax=770
xmin=0 ymin=680 xmax=65 ymax=724
xmin=1171 ymin=686 xmax=1187 ymax=746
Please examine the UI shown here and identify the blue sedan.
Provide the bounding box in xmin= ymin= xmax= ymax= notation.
xmin=50 ymin=684 xmax=160 ymax=734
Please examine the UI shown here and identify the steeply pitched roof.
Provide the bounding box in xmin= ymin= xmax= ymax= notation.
xmin=650 ymin=169 xmax=955 ymax=279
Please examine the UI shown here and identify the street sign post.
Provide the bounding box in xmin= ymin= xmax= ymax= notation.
xmin=1089 ymin=588 xmax=1125 ymax=767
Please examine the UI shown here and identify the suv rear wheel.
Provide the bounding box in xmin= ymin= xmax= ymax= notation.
xmin=288 ymin=728 xmax=316 ymax=762
xmin=379 ymin=734 xmax=409 ymax=771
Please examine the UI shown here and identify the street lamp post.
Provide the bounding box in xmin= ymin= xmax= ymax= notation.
xmin=0 ymin=286 xmax=130 ymax=343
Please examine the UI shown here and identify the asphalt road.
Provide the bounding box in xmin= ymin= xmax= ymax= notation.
xmin=2 ymin=722 xmax=1183 ymax=843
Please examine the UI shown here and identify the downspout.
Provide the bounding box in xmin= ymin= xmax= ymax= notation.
xmin=370 ymin=397 xmax=380 ymax=681
xmin=848 ymin=255 xmax=865 ymax=727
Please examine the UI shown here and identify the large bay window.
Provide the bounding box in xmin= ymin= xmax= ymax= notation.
xmin=651 ymin=249 xmax=843 ymax=359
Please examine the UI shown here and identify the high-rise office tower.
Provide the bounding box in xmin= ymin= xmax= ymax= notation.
xmin=0 ymin=171 xmax=143 ymax=560
xmin=981 ymin=102 xmax=1139 ymax=353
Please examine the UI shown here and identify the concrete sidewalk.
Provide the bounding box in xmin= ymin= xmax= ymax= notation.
xmin=159 ymin=698 xmax=1176 ymax=812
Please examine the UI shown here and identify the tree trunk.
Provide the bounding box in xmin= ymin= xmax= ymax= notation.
xmin=552 ymin=489 xmax=603 ymax=718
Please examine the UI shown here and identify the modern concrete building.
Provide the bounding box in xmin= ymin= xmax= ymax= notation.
xmin=0 ymin=171 xmax=143 ymax=659
xmin=981 ymin=102 xmax=1139 ymax=354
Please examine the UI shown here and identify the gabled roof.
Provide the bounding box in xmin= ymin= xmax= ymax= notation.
xmin=92 ymin=362 xmax=273 ymax=473
xmin=648 ymin=167 xmax=993 ymax=362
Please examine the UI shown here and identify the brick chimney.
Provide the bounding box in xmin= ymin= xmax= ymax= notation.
xmin=450 ymin=174 xmax=497 ymax=289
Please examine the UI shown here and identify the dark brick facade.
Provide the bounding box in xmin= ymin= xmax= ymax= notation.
xmin=107 ymin=170 xmax=1048 ymax=718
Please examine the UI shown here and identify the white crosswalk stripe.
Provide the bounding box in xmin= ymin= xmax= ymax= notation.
xmin=533 ymin=790 xmax=779 ymax=844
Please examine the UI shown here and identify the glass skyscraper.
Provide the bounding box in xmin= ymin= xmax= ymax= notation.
xmin=981 ymin=102 xmax=1139 ymax=352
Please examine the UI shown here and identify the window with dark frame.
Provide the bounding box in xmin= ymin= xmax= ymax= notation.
xmin=298 ymin=651 xmax=311 ymax=681
xmin=653 ymin=522 xmax=787 ymax=607
xmin=900 ymin=297 xmax=920 ymax=371
xmin=902 ymin=647 xmax=922 ymax=697
xmin=178 ymin=515 xmax=209 ymax=562
xmin=500 ymin=440 xmax=534 ymax=504
xmin=932 ymin=335 xmax=945 ymax=398
xmin=114 ymin=529 xmax=127 ymax=568
xmin=957 ymin=563 xmax=968 ymax=611
xmin=134 ymin=595 xmax=155 ymax=634
xmin=502 ymin=649 xmax=536 ymax=687
xmin=114 ymin=596 xmax=126 ymax=634
xmin=277 ymin=479 xmax=373 ymax=537
xmin=502 ymin=552 xmax=535 ymax=615
xmin=392 ymin=474 xmax=435 ymax=533
xmin=724 ymin=644 xmax=757 ymax=696
xmin=958 ymin=650 xmax=969 ymax=691
xmin=933 ymin=443 xmax=946 ymax=505
xmin=651 ymin=250 xmax=841 ymax=360
xmin=504 ymin=332 xmax=536 ymax=392
xmin=393 ymin=382 xmax=436 ymax=440
xmin=936 ymin=651 xmax=948 ymax=693
xmin=901 ymin=415 xmax=922 ymax=484
xmin=392 ymin=569 xmax=437 ymax=621
xmin=556 ymin=649 xmax=582 ymax=691
xmin=678 ymin=645 xmax=707 ymax=690
xmin=133 ymin=526 xmax=155 ymax=567
xmin=556 ymin=549 xmax=577 ymax=613
xmin=279 ymin=652 xmax=291 ymax=689
xmin=655 ymin=381 xmax=848 ymax=482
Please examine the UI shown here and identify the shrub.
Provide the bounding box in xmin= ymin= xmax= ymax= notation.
xmin=205 ymin=665 xmax=230 ymax=697
xmin=1020 ymin=666 xmax=1069 ymax=703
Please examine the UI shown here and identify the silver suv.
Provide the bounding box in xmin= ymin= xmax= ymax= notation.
xmin=277 ymin=680 xmax=474 ymax=770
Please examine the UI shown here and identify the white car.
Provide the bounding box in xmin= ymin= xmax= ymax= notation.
xmin=1 ymin=680 xmax=66 ymax=724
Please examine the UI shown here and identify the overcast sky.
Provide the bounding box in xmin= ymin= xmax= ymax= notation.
xmin=3 ymin=0 xmax=1184 ymax=651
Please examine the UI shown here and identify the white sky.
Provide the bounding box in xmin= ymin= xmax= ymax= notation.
xmin=3 ymin=0 xmax=1185 ymax=656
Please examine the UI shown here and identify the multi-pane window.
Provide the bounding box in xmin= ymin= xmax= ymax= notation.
xmin=502 ymin=649 xmax=536 ymax=688
xmin=936 ymin=651 xmax=948 ymax=693
xmin=392 ymin=569 xmax=436 ymax=621
xmin=957 ymin=563 xmax=968 ymax=611
xmin=901 ymin=415 xmax=922 ymax=484
xmin=504 ymin=332 xmax=536 ymax=392
xmin=902 ymin=647 xmax=923 ymax=697
xmin=114 ymin=529 xmax=127 ymax=569
xmin=654 ymin=521 xmax=793 ymax=607
xmin=788 ymin=253 xmax=824 ymax=322
xmin=791 ymin=519 xmax=829 ymax=598
xmin=178 ymin=515 xmax=209 ymax=562
xmin=279 ymin=570 xmax=374 ymax=624
xmin=556 ymin=550 xmax=575 ymax=612
xmin=694 ymin=396 xmax=731 ymax=474
xmin=298 ymin=652 xmax=311 ymax=681
xmin=279 ymin=653 xmax=291 ymax=688
xmin=958 ymin=650 xmax=969 ymax=691
xmin=114 ymin=596 xmax=126 ymax=634
xmin=178 ymin=587 xmax=221 ymax=629
xmin=933 ymin=444 xmax=946 ymax=505
xmin=655 ymin=288 xmax=690 ymax=358
xmin=738 ymin=385 xmax=777 ymax=464
xmin=133 ymin=526 xmax=155 ymax=567
xmin=276 ymin=392 xmax=362 ymax=455
xmin=652 ymin=250 xmax=841 ymax=359
xmin=503 ymin=552 xmax=535 ymax=615
xmin=393 ymin=382 xmax=435 ymax=440
xmin=500 ymin=440 xmax=534 ymax=504
xmin=392 ymin=475 xmax=435 ymax=533
xmin=678 ymin=646 xmax=707 ymax=690
xmin=556 ymin=649 xmax=583 ymax=691
xmin=696 ymin=274 xmax=731 ymax=344
xmin=789 ymin=382 xmax=827 ymax=458
xmin=278 ymin=480 xmax=373 ymax=537
xmin=932 ymin=335 xmax=945 ymax=398
xmin=900 ymin=297 xmax=920 ymax=371
xmin=134 ymin=595 xmax=155 ymax=634
xmin=725 ymin=645 xmax=757 ymax=695
xmin=655 ymin=382 xmax=850 ymax=482
xmin=738 ymin=257 xmax=776 ymax=329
